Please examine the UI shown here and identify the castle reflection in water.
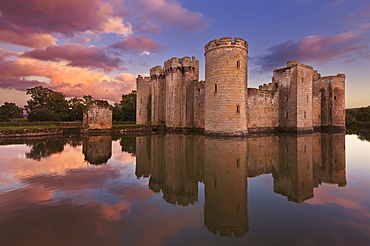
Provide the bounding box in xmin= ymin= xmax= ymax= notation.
xmin=82 ymin=133 xmax=346 ymax=238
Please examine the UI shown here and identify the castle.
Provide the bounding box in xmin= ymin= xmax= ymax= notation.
xmin=136 ymin=37 xmax=345 ymax=136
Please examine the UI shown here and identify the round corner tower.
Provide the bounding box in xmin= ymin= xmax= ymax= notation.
xmin=204 ymin=37 xmax=249 ymax=136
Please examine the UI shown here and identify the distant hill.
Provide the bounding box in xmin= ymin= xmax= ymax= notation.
xmin=346 ymin=106 xmax=370 ymax=125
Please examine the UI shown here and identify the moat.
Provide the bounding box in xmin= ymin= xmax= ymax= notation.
xmin=0 ymin=131 xmax=369 ymax=245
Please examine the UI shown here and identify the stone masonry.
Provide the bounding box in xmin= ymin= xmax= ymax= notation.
xmin=83 ymin=100 xmax=113 ymax=130
xmin=136 ymin=37 xmax=345 ymax=135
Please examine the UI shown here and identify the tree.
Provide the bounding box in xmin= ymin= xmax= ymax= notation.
xmin=113 ymin=103 xmax=125 ymax=122
xmin=28 ymin=108 xmax=61 ymax=122
xmin=355 ymin=107 xmax=370 ymax=122
xmin=25 ymin=86 xmax=69 ymax=121
xmin=0 ymin=102 xmax=23 ymax=122
xmin=113 ymin=90 xmax=137 ymax=122
xmin=68 ymin=97 xmax=86 ymax=121
xmin=83 ymin=95 xmax=93 ymax=104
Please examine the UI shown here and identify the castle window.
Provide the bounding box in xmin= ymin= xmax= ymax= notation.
xmin=306 ymin=94 xmax=309 ymax=103
xmin=304 ymin=111 xmax=306 ymax=119
xmin=198 ymin=88 xmax=200 ymax=92
xmin=285 ymin=111 xmax=288 ymax=119
xmin=236 ymin=158 xmax=240 ymax=167
xmin=236 ymin=105 xmax=240 ymax=114
xmin=140 ymin=98 xmax=143 ymax=104
xmin=214 ymin=83 xmax=218 ymax=92
xmin=139 ymin=110 xmax=141 ymax=115
xmin=302 ymin=78 xmax=304 ymax=83
xmin=237 ymin=60 xmax=240 ymax=69
xmin=275 ymin=83 xmax=278 ymax=89
xmin=334 ymin=96 xmax=337 ymax=100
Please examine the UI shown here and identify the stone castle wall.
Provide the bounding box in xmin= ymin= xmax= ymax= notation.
xmin=83 ymin=100 xmax=112 ymax=130
xmin=204 ymin=37 xmax=249 ymax=136
xmin=273 ymin=61 xmax=315 ymax=132
xmin=150 ymin=66 xmax=166 ymax=125
xmin=136 ymin=37 xmax=345 ymax=134
xmin=194 ymin=80 xmax=205 ymax=129
xmin=136 ymin=75 xmax=151 ymax=125
xmin=247 ymin=87 xmax=279 ymax=132
xmin=313 ymin=74 xmax=346 ymax=129
xmin=164 ymin=57 xmax=199 ymax=128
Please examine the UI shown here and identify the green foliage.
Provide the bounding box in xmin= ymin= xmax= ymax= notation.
xmin=83 ymin=95 xmax=93 ymax=104
xmin=68 ymin=97 xmax=86 ymax=121
xmin=0 ymin=102 xmax=23 ymax=122
xmin=113 ymin=104 xmax=125 ymax=121
xmin=113 ymin=90 xmax=137 ymax=122
xmin=28 ymin=108 xmax=61 ymax=122
xmin=25 ymin=86 xmax=69 ymax=121
xmin=346 ymin=106 xmax=370 ymax=125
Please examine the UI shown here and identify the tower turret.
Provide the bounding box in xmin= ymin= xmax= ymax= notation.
xmin=204 ymin=37 xmax=249 ymax=136
xmin=150 ymin=66 xmax=166 ymax=125
xmin=164 ymin=57 xmax=199 ymax=128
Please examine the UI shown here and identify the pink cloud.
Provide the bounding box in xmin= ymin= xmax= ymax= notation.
xmin=129 ymin=0 xmax=208 ymax=32
xmin=101 ymin=17 xmax=133 ymax=36
xmin=110 ymin=35 xmax=165 ymax=54
xmin=0 ymin=78 xmax=47 ymax=91
xmin=0 ymin=0 xmax=134 ymax=48
xmin=136 ymin=19 xmax=162 ymax=33
xmin=254 ymin=31 xmax=369 ymax=72
xmin=0 ymin=48 xmax=19 ymax=61
xmin=0 ymin=58 xmax=136 ymax=102
xmin=0 ymin=0 xmax=111 ymax=36
xmin=22 ymin=44 xmax=123 ymax=72
xmin=0 ymin=30 xmax=57 ymax=49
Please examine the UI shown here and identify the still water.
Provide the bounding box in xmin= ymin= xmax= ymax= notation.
xmin=0 ymin=132 xmax=369 ymax=245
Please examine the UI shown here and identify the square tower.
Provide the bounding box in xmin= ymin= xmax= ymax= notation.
xmin=274 ymin=61 xmax=315 ymax=132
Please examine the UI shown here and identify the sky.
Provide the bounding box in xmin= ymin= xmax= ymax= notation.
xmin=0 ymin=0 xmax=369 ymax=108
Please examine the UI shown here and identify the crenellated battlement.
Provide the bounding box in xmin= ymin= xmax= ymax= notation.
xmin=163 ymin=56 xmax=199 ymax=72
xmin=286 ymin=60 xmax=313 ymax=70
xmin=258 ymin=82 xmax=278 ymax=91
xmin=136 ymin=75 xmax=150 ymax=83
xmin=313 ymin=74 xmax=345 ymax=83
xmin=204 ymin=37 xmax=248 ymax=55
xmin=150 ymin=66 xmax=164 ymax=77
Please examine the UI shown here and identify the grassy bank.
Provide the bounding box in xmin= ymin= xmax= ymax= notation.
xmin=0 ymin=121 xmax=145 ymax=130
